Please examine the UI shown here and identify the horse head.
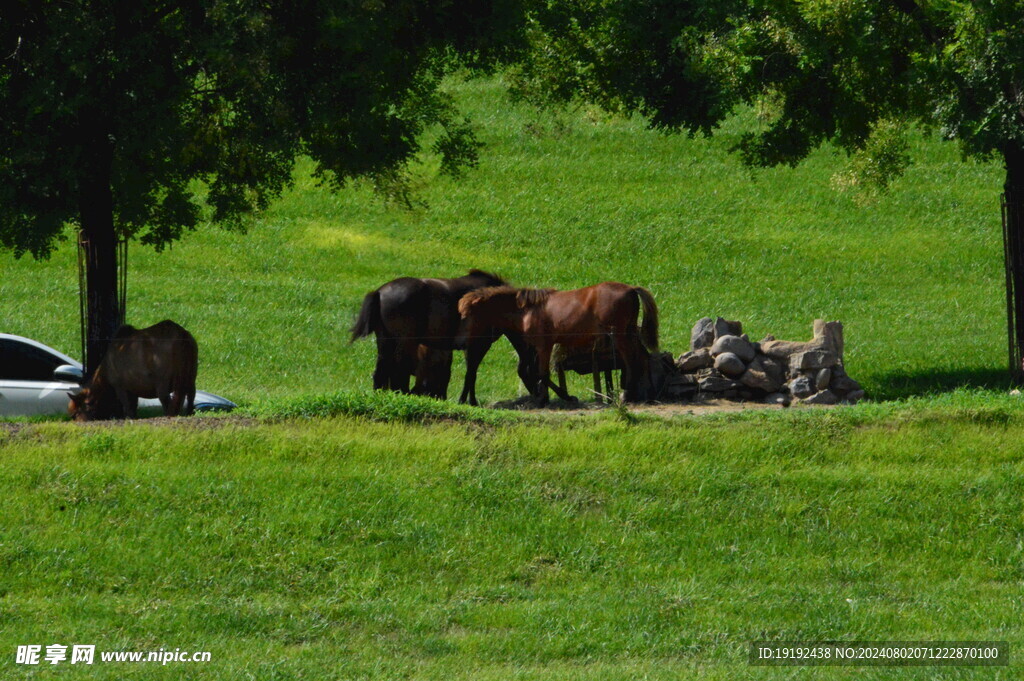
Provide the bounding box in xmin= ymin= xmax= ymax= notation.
xmin=67 ymin=388 xmax=108 ymax=421
xmin=67 ymin=370 xmax=121 ymax=421
xmin=67 ymin=391 xmax=89 ymax=421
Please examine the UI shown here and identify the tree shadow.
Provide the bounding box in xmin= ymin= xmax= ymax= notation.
xmin=869 ymin=367 xmax=1014 ymax=401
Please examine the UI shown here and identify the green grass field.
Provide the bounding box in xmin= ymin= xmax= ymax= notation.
xmin=3 ymin=77 xmax=1024 ymax=679
xmin=3 ymin=406 xmax=1023 ymax=679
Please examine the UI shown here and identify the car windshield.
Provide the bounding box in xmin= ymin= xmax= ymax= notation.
xmin=0 ymin=339 xmax=64 ymax=381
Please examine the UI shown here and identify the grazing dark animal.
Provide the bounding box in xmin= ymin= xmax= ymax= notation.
xmin=351 ymin=269 xmax=535 ymax=404
xmin=554 ymin=338 xmax=617 ymax=403
xmin=68 ymin=320 xmax=198 ymax=421
xmin=412 ymin=345 xmax=453 ymax=399
xmin=458 ymin=282 xmax=659 ymax=404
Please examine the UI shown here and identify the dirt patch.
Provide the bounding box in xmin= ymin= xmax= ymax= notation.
xmin=491 ymin=395 xmax=797 ymax=416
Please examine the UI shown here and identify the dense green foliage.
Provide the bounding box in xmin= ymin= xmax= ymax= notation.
xmin=713 ymin=1 xmax=1024 ymax=183
xmin=510 ymin=0 xmax=742 ymax=133
xmin=0 ymin=0 xmax=525 ymax=258
xmin=3 ymin=407 xmax=1023 ymax=679
xmin=517 ymin=2 xmax=1024 ymax=182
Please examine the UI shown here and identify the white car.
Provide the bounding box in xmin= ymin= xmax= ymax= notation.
xmin=0 ymin=333 xmax=236 ymax=418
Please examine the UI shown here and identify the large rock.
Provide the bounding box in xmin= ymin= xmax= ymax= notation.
xmin=741 ymin=357 xmax=783 ymax=392
xmin=802 ymin=389 xmax=838 ymax=406
xmin=667 ymin=373 xmax=699 ymax=386
xmin=760 ymin=356 xmax=786 ymax=385
xmin=790 ymin=349 xmax=838 ymax=372
xmin=759 ymin=320 xmax=845 ymax=362
xmin=714 ymin=352 xmax=747 ymax=377
xmin=815 ymin=367 xmax=832 ymax=391
xmin=677 ymin=347 xmax=713 ymax=372
xmin=830 ymin=366 xmax=862 ymax=395
xmin=813 ymin=319 xmax=844 ymax=357
xmin=646 ymin=352 xmax=675 ymax=399
xmin=711 ymin=334 xmax=756 ymax=362
xmin=699 ymin=369 xmax=742 ymax=392
xmin=760 ymin=338 xmax=813 ymax=360
xmin=788 ymin=375 xmax=815 ymax=398
xmin=665 ymin=383 xmax=698 ymax=399
xmin=690 ymin=317 xmax=715 ymax=351
xmin=713 ymin=317 xmax=742 ymax=340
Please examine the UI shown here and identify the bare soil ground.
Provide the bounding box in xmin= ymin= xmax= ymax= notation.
xmin=491 ymin=395 xmax=799 ymax=416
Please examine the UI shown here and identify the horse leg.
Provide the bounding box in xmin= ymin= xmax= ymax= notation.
xmin=611 ymin=332 xmax=636 ymax=402
xmin=373 ymin=335 xmax=395 ymax=390
xmin=116 ymin=387 xmax=138 ymax=419
xmin=159 ymin=378 xmax=181 ymax=416
xmin=435 ymin=351 xmax=453 ymax=400
xmin=393 ymin=339 xmax=418 ymax=393
xmin=604 ymin=369 xmax=614 ymax=401
xmin=535 ymin=344 xmax=573 ymax=405
xmin=459 ymin=339 xmax=491 ymax=406
xmin=614 ymin=332 xmax=647 ymax=402
xmin=507 ymin=333 xmax=541 ymax=396
xmin=184 ymin=385 xmax=196 ymax=416
xmin=172 ymin=386 xmax=189 ymax=416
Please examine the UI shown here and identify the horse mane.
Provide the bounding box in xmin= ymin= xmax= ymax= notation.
xmin=516 ymin=288 xmax=554 ymax=308
xmin=466 ymin=269 xmax=507 ymax=286
xmin=458 ymin=286 xmax=516 ymax=317
xmin=459 ymin=285 xmax=556 ymax=318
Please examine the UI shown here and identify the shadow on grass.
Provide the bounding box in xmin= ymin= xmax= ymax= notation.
xmin=870 ymin=366 xmax=1014 ymax=401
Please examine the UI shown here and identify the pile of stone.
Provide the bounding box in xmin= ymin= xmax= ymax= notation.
xmin=662 ymin=317 xmax=865 ymax=405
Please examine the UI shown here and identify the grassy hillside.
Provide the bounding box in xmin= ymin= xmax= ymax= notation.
xmin=0 ymin=76 xmax=1009 ymax=405
xmin=2 ymin=408 xmax=1023 ymax=679
xmin=4 ymin=77 xmax=1023 ymax=679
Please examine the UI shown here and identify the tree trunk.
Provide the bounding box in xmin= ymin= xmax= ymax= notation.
xmin=79 ymin=126 xmax=120 ymax=379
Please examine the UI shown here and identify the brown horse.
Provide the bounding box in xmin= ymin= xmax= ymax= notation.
xmin=351 ymin=269 xmax=537 ymax=404
xmin=68 ymin=320 xmax=198 ymax=420
xmin=458 ymin=282 xmax=659 ymax=404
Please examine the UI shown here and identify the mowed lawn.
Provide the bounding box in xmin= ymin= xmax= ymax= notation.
xmin=2 ymin=409 xmax=1023 ymax=680
xmin=0 ymin=76 xmax=1008 ymax=405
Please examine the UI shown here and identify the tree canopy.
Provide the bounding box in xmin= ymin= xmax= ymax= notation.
xmin=0 ymin=0 xmax=528 ymax=259
xmin=0 ymin=0 xmax=528 ymax=370
xmin=509 ymin=0 xmax=743 ymax=134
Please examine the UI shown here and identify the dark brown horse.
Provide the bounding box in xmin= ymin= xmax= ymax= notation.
xmin=68 ymin=320 xmax=198 ymax=420
xmin=412 ymin=345 xmax=452 ymax=399
xmin=458 ymin=282 xmax=659 ymax=404
xmin=554 ymin=338 xmax=616 ymax=403
xmin=351 ymin=269 xmax=537 ymax=404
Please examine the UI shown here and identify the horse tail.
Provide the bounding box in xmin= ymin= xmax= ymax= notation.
xmin=634 ymin=287 xmax=659 ymax=352
xmin=350 ymin=290 xmax=382 ymax=343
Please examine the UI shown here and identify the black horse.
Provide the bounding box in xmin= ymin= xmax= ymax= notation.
xmin=351 ymin=269 xmax=537 ymax=404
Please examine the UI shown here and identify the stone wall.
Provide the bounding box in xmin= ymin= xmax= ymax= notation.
xmin=660 ymin=317 xmax=865 ymax=405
